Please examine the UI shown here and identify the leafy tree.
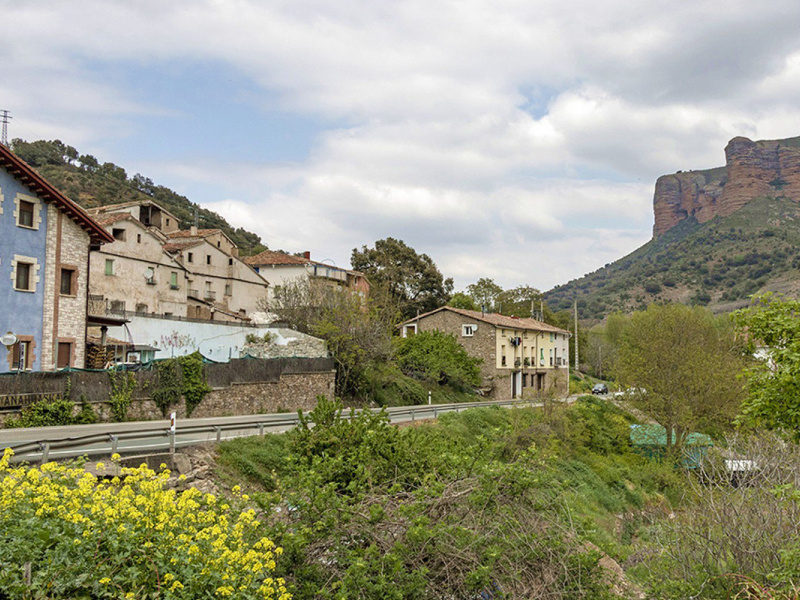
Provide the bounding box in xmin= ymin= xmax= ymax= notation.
xmin=395 ymin=330 xmax=482 ymax=391
xmin=448 ymin=291 xmax=477 ymax=311
xmin=267 ymin=279 xmax=394 ymax=399
xmin=734 ymin=294 xmax=800 ymax=437
xmin=496 ymin=284 xmax=543 ymax=317
xmin=466 ymin=277 xmax=503 ymax=312
xmin=351 ymin=238 xmax=453 ymax=320
xmin=613 ymin=303 xmax=746 ymax=452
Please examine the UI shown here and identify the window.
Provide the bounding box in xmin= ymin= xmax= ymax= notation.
xmin=15 ymin=262 xmax=32 ymax=291
xmin=135 ymin=303 xmax=148 ymax=314
xmin=550 ymin=333 xmax=554 ymax=342
xmin=217 ymin=241 xmax=221 ymax=248
xmin=57 ymin=342 xmax=73 ymax=369
xmin=112 ymin=227 xmax=126 ymax=241
xmin=18 ymin=201 xmax=34 ymax=227
xmin=206 ymin=255 xmax=211 ymax=265
xmin=188 ymin=252 xmax=194 ymax=263
xmin=11 ymin=340 xmax=32 ymax=371
xmin=228 ymin=258 xmax=233 ymax=266
xmin=105 ymin=259 xmax=115 ymax=276
xmin=549 ymin=349 xmax=554 ymax=367
xmin=170 ymin=271 xmax=179 ymax=290
xmin=60 ymin=268 xmax=77 ymax=296
xmin=110 ymin=300 xmax=126 ymax=313
xmin=137 ymin=233 xmax=142 ymax=243
xmin=225 ymin=283 xmax=232 ymax=296
xmin=402 ymin=324 xmax=417 ymax=337
xmin=461 ymin=324 xmax=476 ymax=337
xmin=166 ymin=218 xmax=171 ymax=226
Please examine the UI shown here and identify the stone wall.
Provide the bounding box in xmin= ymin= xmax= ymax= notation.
xmin=412 ymin=310 xmax=568 ymax=399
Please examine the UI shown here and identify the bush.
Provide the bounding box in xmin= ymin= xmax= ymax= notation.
xmin=0 ymin=450 xmax=289 ymax=599
xmin=4 ymin=397 xmax=80 ymax=429
xmin=395 ymin=330 xmax=482 ymax=391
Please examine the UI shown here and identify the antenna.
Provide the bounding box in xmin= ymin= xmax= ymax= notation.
xmin=0 ymin=110 xmax=11 ymax=147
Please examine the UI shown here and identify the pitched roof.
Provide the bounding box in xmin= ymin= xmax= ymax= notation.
xmin=243 ymin=249 xmax=309 ymax=266
xmin=166 ymin=228 xmax=220 ymax=239
xmin=404 ymin=306 xmax=571 ymax=335
xmin=0 ymin=144 xmax=114 ymax=244
xmin=89 ymin=199 xmax=181 ymax=221
xmin=94 ymin=212 xmax=135 ymax=226
xmin=163 ymin=239 xmax=204 ymax=253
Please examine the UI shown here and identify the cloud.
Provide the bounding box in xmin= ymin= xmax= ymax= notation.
xmin=4 ymin=0 xmax=800 ymax=291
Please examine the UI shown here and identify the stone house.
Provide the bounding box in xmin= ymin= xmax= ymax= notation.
xmin=87 ymin=200 xmax=270 ymax=322
xmin=244 ymin=249 xmax=369 ymax=306
xmin=0 ymin=143 xmax=113 ymax=373
xmin=399 ymin=307 xmax=571 ymax=399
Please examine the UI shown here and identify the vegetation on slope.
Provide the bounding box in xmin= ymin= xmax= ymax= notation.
xmin=546 ymin=196 xmax=800 ymax=321
xmin=9 ymin=139 xmax=265 ymax=255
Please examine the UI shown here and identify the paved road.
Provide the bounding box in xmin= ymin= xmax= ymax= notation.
xmin=1 ymin=396 xmax=575 ymax=463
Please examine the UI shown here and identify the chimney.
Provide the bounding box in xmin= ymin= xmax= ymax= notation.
xmin=303 ymin=251 xmax=311 ymax=260
xmin=190 ymin=225 xmax=198 ymax=236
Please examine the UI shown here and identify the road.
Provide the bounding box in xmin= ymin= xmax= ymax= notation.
xmin=1 ymin=397 xmax=573 ymax=463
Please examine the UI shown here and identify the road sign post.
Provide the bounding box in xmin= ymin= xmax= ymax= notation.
xmin=169 ymin=412 xmax=176 ymax=453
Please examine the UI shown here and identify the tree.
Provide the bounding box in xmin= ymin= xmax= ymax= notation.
xmin=351 ymin=238 xmax=453 ymax=320
xmin=495 ymin=285 xmax=543 ymax=317
xmin=466 ymin=278 xmax=503 ymax=313
xmin=613 ymin=304 xmax=746 ymax=452
xmin=448 ymin=292 xmax=477 ymax=311
xmin=266 ymin=279 xmax=394 ymax=399
xmin=733 ymin=294 xmax=800 ymax=437
xmin=395 ymin=330 xmax=482 ymax=391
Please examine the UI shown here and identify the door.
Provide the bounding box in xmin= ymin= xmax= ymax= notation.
xmin=57 ymin=342 xmax=72 ymax=369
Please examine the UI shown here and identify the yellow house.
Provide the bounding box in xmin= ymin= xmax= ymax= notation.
xmin=400 ymin=306 xmax=571 ymax=399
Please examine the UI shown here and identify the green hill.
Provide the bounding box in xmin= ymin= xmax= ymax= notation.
xmin=9 ymin=139 xmax=265 ymax=256
xmin=545 ymin=196 xmax=800 ymax=321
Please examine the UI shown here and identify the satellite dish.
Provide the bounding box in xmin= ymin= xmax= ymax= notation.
xmin=145 ymin=267 xmax=155 ymax=278
xmin=1 ymin=333 xmax=17 ymax=347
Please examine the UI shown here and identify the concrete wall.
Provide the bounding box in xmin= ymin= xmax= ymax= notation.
xmin=111 ymin=314 xmax=327 ymax=363
xmin=0 ymin=166 xmax=48 ymax=373
xmin=90 ymin=220 xmax=188 ymax=317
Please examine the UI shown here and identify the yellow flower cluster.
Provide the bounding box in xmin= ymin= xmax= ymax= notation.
xmin=0 ymin=448 xmax=290 ymax=599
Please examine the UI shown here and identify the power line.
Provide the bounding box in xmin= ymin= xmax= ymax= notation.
xmin=0 ymin=110 xmax=11 ymax=147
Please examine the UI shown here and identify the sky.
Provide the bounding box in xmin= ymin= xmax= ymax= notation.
xmin=3 ymin=0 xmax=800 ymax=291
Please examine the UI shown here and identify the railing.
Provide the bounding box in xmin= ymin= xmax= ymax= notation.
xmin=2 ymin=398 xmax=546 ymax=464
xmin=188 ymin=289 xmax=199 ymax=298
xmin=204 ymin=290 xmax=217 ymax=301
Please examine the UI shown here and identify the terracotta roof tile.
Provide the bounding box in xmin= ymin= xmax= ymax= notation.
xmin=406 ymin=306 xmax=571 ymax=335
xmin=166 ymin=228 xmax=220 ymax=239
xmin=244 ymin=249 xmax=309 ymax=266
xmin=163 ymin=240 xmax=204 ymax=252
xmin=94 ymin=213 xmax=135 ymax=226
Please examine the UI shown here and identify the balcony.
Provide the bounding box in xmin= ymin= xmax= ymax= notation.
xmin=145 ymin=277 xmax=157 ymax=286
xmin=204 ymin=290 xmax=217 ymax=301
xmin=188 ymin=289 xmax=200 ymax=298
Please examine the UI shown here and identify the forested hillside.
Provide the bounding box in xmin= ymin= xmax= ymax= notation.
xmin=9 ymin=139 xmax=265 ymax=255
xmin=546 ymin=196 xmax=800 ymax=321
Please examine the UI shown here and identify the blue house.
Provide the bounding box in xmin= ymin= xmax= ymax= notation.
xmin=0 ymin=144 xmax=113 ymax=373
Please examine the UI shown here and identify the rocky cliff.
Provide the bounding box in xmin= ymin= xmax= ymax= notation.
xmin=653 ymin=136 xmax=800 ymax=237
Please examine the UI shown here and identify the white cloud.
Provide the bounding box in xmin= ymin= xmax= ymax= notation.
xmin=4 ymin=0 xmax=800 ymax=290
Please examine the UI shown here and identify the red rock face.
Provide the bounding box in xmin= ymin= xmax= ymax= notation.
xmin=652 ymin=136 xmax=800 ymax=237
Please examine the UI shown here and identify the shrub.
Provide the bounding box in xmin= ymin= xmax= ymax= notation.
xmin=178 ymin=352 xmax=212 ymax=417
xmin=395 ymin=330 xmax=482 ymax=391
xmin=0 ymin=450 xmax=289 ymax=599
xmin=151 ymin=358 xmax=182 ymax=417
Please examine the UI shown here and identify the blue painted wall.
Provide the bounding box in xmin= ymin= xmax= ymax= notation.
xmin=0 ymin=166 xmax=48 ymax=372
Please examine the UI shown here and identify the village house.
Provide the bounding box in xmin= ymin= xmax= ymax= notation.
xmin=0 ymin=143 xmax=113 ymax=373
xmin=244 ymin=249 xmax=369 ymax=305
xmin=88 ymin=200 xmax=269 ymax=322
xmin=399 ymin=306 xmax=571 ymax=399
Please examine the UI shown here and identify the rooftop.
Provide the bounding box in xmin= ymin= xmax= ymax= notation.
xmin=405 ymin=306 xmax=571 ymax=335
xmin=244 ymin=249 xmax=309 ymax=267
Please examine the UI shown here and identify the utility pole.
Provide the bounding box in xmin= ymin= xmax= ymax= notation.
xmin=0 ymin=110 xmax=11 ymax=147
xmin=574 ymin=299 xmax=579 ymax=371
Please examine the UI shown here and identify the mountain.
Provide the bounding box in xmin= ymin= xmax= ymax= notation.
xmin=8 ymin=139 xmax=265 ymax=256
xmin=653 ymin=135 xmax=800 ymax=237
xmin=546 ymin=134 xmax=800 ymax=321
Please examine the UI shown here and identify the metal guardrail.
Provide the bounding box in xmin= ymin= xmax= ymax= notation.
xmin=2 ymin=398 xmax=543 ymax=464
